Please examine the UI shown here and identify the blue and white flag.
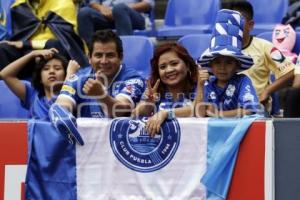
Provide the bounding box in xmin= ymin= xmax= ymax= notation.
xmin=25 ymin=117 xmax=255 ymax=199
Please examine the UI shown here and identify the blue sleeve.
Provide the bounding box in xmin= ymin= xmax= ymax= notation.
xmin=238 ymin=76 xmax=260 ymax=111
xmin=203 ymin=82 xmax=210 ymax=103
xmin=116 ymin=78 xmax=145 ymax=105
xmin=59 ymin=74 xmax=82 ymax=104
xmin=21 ymin=82 xmax=36 ymax=110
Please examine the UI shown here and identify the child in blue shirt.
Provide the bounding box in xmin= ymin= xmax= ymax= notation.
xmin=0 ymin=48 xmax=78 ymax=120
xmin=196 ymin=9 xmax=260 ymax=117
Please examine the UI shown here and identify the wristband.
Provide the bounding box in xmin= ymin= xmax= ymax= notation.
xmin=167 ymin=109 xmax=175 ymax=120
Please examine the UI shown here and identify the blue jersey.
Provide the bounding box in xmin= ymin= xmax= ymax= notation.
xmin=22 ymin=82 xmax=56 ymax=120
xmin=60 ymin=64 xmax=145 ymax=118
xmin=141 ymin=86 xmax=196 ymax=111
xmin=204 ymin=74 xmax=259 ymax=112
xmin=157 ymin=92 xmax=195 ymax=111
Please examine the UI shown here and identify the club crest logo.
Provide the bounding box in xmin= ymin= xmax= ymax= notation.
xmin=110 ymin=118 xmax=181 ymax=172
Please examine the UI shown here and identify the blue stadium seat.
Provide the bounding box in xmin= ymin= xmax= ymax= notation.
xmin=0 ymin=80 xmax=30 ymax=119
xmin=257 ymin=31 xmax=300 ymax=54
xmin=178 ymin=34 xmax=211 ymax=60
xmin=0 ymin=0 xmax=14 ymax=40
xmin=120 ymin=36 xmax=154 ymax=78
xmin=248 ymin=0 xmax=289 ymax=35
xmin=133 ymin=9 xmax=156 ymax=37
xmin=157 ymin=0 xmax=219 ymax=38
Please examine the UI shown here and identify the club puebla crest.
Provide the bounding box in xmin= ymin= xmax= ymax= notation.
xmin=110 ymin=118 xmax=181 ymax=172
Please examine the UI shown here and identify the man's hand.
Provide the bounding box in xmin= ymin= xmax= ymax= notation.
xmin=83 ymin=78 xmax=107 ymax=98
xmin=259 ymin=90 xmax=270 ymax=105
xmin=100 ymin=5 xmax=113 ymax=20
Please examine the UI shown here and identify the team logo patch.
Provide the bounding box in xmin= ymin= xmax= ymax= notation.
xmin=270 ymin=47 xmax=285 ymax=63
xmin=110 ymin=118 xmax=181 ymax=173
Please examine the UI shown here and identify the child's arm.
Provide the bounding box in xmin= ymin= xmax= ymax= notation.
xmin=1 ymin=48 xmax=58 ymax=102
xmin=194 ymin=69 xmax=209 ymax=117
xmin=65 ymin=60 xmax=80 ymax=80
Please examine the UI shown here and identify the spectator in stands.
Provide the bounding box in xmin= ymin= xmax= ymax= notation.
xmin=0 ymin=48 xmax=79 ymax=120
xmin=0 ymin=0 xmax=87 ymax=79
xmin=132 ymin=43 xmax=198 ymax=137
xmin=52 ymin=29 xmax=145 ymax=118
xmin=49 ymin=29 xmax=145 ymax=145
xmin=227 ymin=1 xmax=295 ymax=115
xmin=196 ymin=9 xmax=259 ymax=118
xmin=77 ymin=0 xmax=154 ymax=45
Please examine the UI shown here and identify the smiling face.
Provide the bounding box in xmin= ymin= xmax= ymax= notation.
xmin=40 ymin=58 xmax=66 ymax=90
xmin=158 ymin=51 xmax=188 ymax=89
xmin=89 ymin=41 xmax=122 ymax=81
xmin=211 ymin=56 xmax=240 ymax=87
xmin=272 ymin=24 xmax=296 ymax=51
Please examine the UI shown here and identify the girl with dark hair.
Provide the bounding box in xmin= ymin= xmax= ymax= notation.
xmin=0 ymin=48 xmax=79 ymax=119
xmin=132 ymin=42 xmax=198 ymax=136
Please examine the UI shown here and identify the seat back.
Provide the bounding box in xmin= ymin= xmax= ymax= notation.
xmin=134 ymin=9 xmax=156 ymax=36
xmin=0 ymin=80 xmax=29 ymax=119
xmin=164 ymin=0 xmax=219 ymax=26
xmin=178 ymin=34 xmax=211 ymax=60
xmin=0 ymin=0 xmax=14 ymax=40
xmin=248 ymin=0 xmax=288 ymax=23
xmin=120 ymin=36 xmax=154 ymax=78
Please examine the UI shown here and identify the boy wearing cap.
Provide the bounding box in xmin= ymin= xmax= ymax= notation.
xmin=196 ymin=9 xmax=259 ymax=117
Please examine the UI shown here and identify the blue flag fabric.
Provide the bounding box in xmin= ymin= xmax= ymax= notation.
xmin=25 ymin=120 xmax=77 ymax=199
xmin=201 ymin=117 xmax=257 ymax=199
xmin=25 ymin=117 xmax=257 ymax=199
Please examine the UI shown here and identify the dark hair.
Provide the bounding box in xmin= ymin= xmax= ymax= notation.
xmin=32 ymin=53 xmax=68 ymax=96
xmin=150 ymin=43 xmax=198 ymax=96
xmin=88 ymin=29 xmax=123 ymax=58
xmin=227 ymin=1 xmax=254 ymax=20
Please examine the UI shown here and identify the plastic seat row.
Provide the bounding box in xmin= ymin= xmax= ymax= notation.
xmin=0 ymin=0 xmax=289 ymax=39
xmin=141 ymin=0 xmax=288 ymax=37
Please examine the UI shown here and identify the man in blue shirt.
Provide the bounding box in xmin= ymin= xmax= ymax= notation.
xmin=77 ymin=0 xmax=154 ymax=44
xmin=56 ymin=29 xmax=145 ymax=118
xmin=49 ymin=30 xmax=145 ymax=145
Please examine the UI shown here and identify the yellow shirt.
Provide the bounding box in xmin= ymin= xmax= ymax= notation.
xmin=241 ymin=37 xmax=295 ymax=97
xmin=12 ymin=0 xmax=78 ymax=49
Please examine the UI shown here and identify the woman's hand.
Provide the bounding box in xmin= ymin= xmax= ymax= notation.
xmin=143 ymin=79 xmax=160 ymax=102
xmin=145 ymin=110 xmax=168 ymax=137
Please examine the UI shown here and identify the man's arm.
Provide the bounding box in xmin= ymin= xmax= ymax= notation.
xmin=293 ymin=69 xmax=300 ymax=88
xmin=129 ymin=1 xmax=152 ymax=12
xmin=90 ymin=2 xmax=113 ymax=19
xmin=260 ymin=70 xmax=294 ymax=103
xmin=82 ymin=78 xmax=135 ymax=117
